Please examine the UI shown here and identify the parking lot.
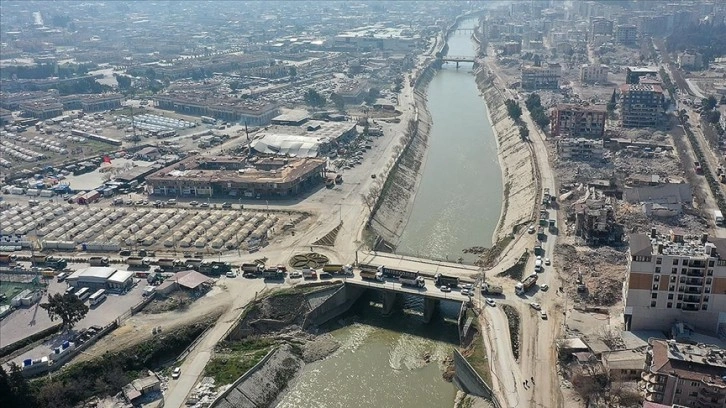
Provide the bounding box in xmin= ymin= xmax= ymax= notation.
xmin=0 ymin=264 xmax=145 ymax=355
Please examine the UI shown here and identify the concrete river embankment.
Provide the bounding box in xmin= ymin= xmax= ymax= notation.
xmin=276 ymin=17 xmax=501 ymax=408
xmin=371 ymin=18 xmax=504 ymax=264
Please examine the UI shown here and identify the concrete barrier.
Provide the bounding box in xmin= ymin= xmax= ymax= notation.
xmin=452 ymin=349 xmax=503 ymax=408
xmin=303 ymin=284 xmax=365 ymax=328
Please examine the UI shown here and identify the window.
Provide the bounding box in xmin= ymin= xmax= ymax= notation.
xmin=676 ymin=303 xmax=682 ymax=308
xmin=654 ymin=275 xmax=660 ymax=282
xmin=656 ymin=257 xmax=662 ymax=265
xmin=652 ymin=285 xmax=659 ymax=290
xmin=668 ymin=294 xmax=673 ymax=300
xmin=704 ymin=296 xmax=709 ymax=302
xmin=702 ymin=304 xmax=708 ymax=310
xmin=678 ymin=294 xmax=683 ymax=300
xmin=655 ymin=267 xmax=661 ymax=273
xmin=675 ymin=388 xmax=682 ymax=394
xmin=681 ymin=268 xmax=687 ymax=273
xmin=669 ymin=276 xmax=676 ymax=282
xmin=708 ymin=260 xmax=714 ymax=267
xmin=667 ymin=302 xmax=673 ymax=308
xmin=689 ymin=391 xmax=698 ymax=397
xmin=706 ymin=278 xmax=712 ymax=284
xmin=650 ymin=301 xmax=657 ymax=307
xmin=691 ymin=382 xmax=699 ymax=387
xmin=668 ymin=285 xmax=675 ymax=291
xmin=707 ymin=269 xmax=713 ymax=276
xmin=651 ymin=293 xmax=658 ymax=299
xmin=682 ymin=259 xmax=688 ymax=265
xmin=673 ymin=259 xmax=679 ymax=265
xmin=672 ymin=267 xmax=678 ymax=274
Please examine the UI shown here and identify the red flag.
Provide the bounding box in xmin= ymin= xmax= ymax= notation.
xmin=103 ymin=155 xmax=112 ymax=164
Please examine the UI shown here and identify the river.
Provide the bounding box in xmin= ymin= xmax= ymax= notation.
xmin=278 ymin=18 xmax=499 ymax=408
xmin=397 ymin=17 xmax=502 ymax=263
xmin=277 ymin=296 xmax=461 ymax=408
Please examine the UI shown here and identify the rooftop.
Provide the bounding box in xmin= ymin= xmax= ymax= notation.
xmin=68 ymin=267 xmax=118 ymax=280
xmin=147 ymin=155 xmax=326 ymax=185
xmin=649 ymin=339 xmax=726 ymax=387
xmin=629 ymin=229 xmax=726 ymax=258
xmin=602 ymin=349 xmax=646 ymax=371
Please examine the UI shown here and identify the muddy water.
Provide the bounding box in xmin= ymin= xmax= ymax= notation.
xmin=277 ymin=296 xmax=461 ymax=408
xmin=397 ymin=18 xmax=502 ymax=263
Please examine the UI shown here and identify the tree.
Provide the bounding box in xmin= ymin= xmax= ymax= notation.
xmin=229 ymin=80 xmax=240 ymax=92
xmin=364 ymin=87 xmax=380 ymax=105
xmin=702 ymin=95 xmax=717 ymax=111
xmin=705 ymin=110 xmax=721 ymax=124
xmin=519 ymin=124 xmax=529 ymax=140
xmin=303 ymin=89 xmax=326 ymax=108
xmin=1 ymin=363 xmax=36 ymax=408
xmin=114 ymin=73 xmax=132 ymax=90
xmin=504 ymin=99 xmax=522 ymax=122
xmin=40 ymin=293 xmax=89 ymax=330
xmin=288 ymin=66 xmax=297 ymax=81
xmin=330 ymin=92 xmax=345 ymax=112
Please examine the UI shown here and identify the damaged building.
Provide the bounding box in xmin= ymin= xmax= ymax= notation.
xmin=571 ymin=198 xmax=622 ymax=245
xmin=623 ymin=182 xmax=692 ymax=217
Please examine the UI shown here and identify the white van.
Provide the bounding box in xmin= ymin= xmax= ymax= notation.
xmin=534 ymin=259 xmax=543 ymax=272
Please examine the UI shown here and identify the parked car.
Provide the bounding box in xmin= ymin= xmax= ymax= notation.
xmin=485 ymin=298 xmax=496 ymax=307
xmin=172 ymin=367 xmax=181 ymax=379
xmin=530 ymin=302 xmax=541 ymax=310
xmin=461 ymin=288 xmax=470 ymax=296
xmin=540 ymin=310 xmax=548 ymax=320
xmin=440 ymin=285 xmax=451 ymax=293
xmin=540 ymin=284 xmax=549 ymax=292
xmin=225 ymin=271 xmax=237 ymax=278
xmin=289 ymin=271 xmax=302 ymax=279
xmin=545 ymin=258 xmax=551 ymax=266
xmin=528 ymin=225 xmax=535 ymax=234
xmin=189 ymin=201 xmax=199 ymax=206
xmin=222 ymin=202 xmax=232 ymax=209
xmin=200 ymin=202 xmax=210 ymax=208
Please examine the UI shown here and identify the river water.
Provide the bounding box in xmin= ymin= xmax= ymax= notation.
xmin=277 ymin=296 xmax=461 ymax=408
xmin=278 ymin=18 xmax=498 ymax=408
xmin=397 ymin=18 xmax=502 ymax=263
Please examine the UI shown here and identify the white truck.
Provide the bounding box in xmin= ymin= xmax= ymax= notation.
xmin=715 ymin=210 xmax=724 ymax=226
xmin=515 ymin=274 xmax=538 ymax=295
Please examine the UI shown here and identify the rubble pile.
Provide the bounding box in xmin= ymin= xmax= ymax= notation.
xmin=555 ymin=243 xmax=627 ymax=307
xmin=617 ymin=202 xmax=707 ymax=235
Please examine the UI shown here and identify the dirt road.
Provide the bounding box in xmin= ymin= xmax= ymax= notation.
xmin=479 ymin=51 xmax=565 ymax=408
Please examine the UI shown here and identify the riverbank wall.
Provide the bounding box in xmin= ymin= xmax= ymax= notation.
xmin=474 ymin=69 xmax=537 ymax=245
xmin=367 ymin=60 xmax=436 ymax=250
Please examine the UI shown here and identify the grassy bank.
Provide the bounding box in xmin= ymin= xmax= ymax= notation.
xmin=205 ymin=339 xmax=275 ymax=385
xmin=463 ymin=309 xmax=492 ymax=386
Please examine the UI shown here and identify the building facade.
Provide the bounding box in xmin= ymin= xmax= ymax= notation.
xmin=551 ymin=104 xmax=606 ymax=138
xmin=640 ymin=339 xmax=726 ymax=408
xmin=626 ymin=67 xmax=659 ymax=85
xmin=146 ymin=155 xmax=327 ymax=199
xmin=678 ymin=51 xmax=703 ymax=70
xmin=556 ymin=138 xmax=604 ymax=161
xmin=521 ymin=63 xmax=561 ymax=90
xmin=614 ymin=24 xmax=637 ymax=45
xmin=625 ymin=230 xmax=726 ymax=335
xmin=579 ymin=64 xmax=608 ymax=84
xmin=620 ymin=84 xmax=665 ymax=128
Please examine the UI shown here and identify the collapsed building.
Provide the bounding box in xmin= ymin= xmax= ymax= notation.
xmin=571 ymin=198 xmax=622 ymax=245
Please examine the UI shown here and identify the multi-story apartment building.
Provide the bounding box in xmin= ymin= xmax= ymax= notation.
xmin=556 ymin=138 xmax=604 ymax=161
xmin=625 ymin=229 xmax=726 ymax=335
xmin=19 ymin=100 xmax=63 ymax=120
xmin=620 ymin=84 xmax=665 ymax=128
xmin=521 ymin=63 xmax=561 ymax=90
xmin=551 ymin=104 xmax=606 ymax=138
xmin=678 ymin=51 xmax=703 ymax=70
xmin=590 ymin=17 xmax=613 ymax=37
xmin=640 ymin=339 xmax=726 ymax=408
xmin=614 ymin=24 xmax=637 ymax=45
xmin=579 ymin=63 xmax=608 ymax=84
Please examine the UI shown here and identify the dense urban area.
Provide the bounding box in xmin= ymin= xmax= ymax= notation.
xmin=1 ymin=1 xmax=726 ymax=408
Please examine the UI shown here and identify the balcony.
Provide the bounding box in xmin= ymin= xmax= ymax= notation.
xmin=683 ymin=296 xmax=701 ymax=303
xmin=683 ymin=287 xmax=703 ymax=294
xmin=645 ymin=391 xmax=663 ymax=403
xmin=697 ymin=396 xmax=725 ymax=408
xmin=687 ymin=260 xmax=706 ymax=268
xmin=683 ymin=279 xmax=704 ymax=286
xmin=683 ymin=304 xmax=700 ymax=311
xmin=700 ymin=387 xmax=726 ymax=398
xmin=686 ymin=269 xmax=705 ymax=277
xmin=645 ymin=382 xmax=664 ymax=394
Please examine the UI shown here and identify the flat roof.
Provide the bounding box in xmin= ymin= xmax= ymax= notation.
xmin=147 ymin=155 xmax=326 ymax=185
xmin=68 ymin=267 xmax=117 ymax=280
xmin=108 ymin=270 xmax=134 ymax=283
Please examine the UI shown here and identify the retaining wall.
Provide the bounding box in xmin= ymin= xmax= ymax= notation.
xmin=302 ymin=284 xmax=365 ymax=328
xmin=209 ymin=347 xmax=278 ymax=408
xmin=452 ymin=349 xmax=503 ymax=408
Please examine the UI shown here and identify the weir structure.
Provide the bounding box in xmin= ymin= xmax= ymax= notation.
xmin=439 ymin=55 xmax=476 ymax=68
